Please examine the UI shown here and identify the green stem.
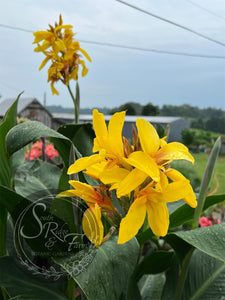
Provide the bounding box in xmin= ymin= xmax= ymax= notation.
xmin=66 ymin=277 xmax=76 ymax=300
xmin=67 ymin=84 xmax=79 ymax=124
xmin=174 ymin=247 xmax=194 ymax=300
xmin=1 ymin=287 xmax=8 ymax=300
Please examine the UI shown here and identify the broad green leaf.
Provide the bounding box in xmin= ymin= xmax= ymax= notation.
xmin=138 ymin=273 xmax=165 ymax=300
xmin=161 ymin=255 xmax=180 ymax=300
xmin=0 ymin=185 xmax=74 ymax=256
xmin=169 ymin=194 xmax=225 ymax=229
xmin=51 ymin=123 xmax=94 ymax=169
xmin=6 ymin=120 xmax=70 ymax=157
xmin=134 ymin=251 xmax=174 ymax=280
xmin=14 ymin=160 xmax=61 ymax=199
xmin=0 ymin=95 xmax=20 ymax=186
xmin=165 ymin=234 xmax=192 ymax=262
xmin=57 ymin=123 xmax=95 ymax=157
xmin=56 ymin=236 xmax=140 ymax=300
xmin=0 ymin=95 xmax=20 ymax=256
xmin=12 ymin=148 xmax=26 ymax=173
xmin=192 ymin=137 xmax=221 ymax=229
xmin=136 ymin=228 xmax=154 ymax=245
xmin=181 ymin=250 xmax=225 ymax=300
xmin=171 ymin=223 xmax=225 ymax=263
xmin=0 ymin=256 xmax=67 ymax=300
xmin=0 ymin=185 xmax=28 ymax=215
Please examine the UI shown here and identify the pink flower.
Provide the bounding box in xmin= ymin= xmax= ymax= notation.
xmin=45 ymin=144 xmax=59 ymax=159
xmin=25 ymin=141 xmax=42 ymax=160
xmin=199 ymin=217 xmax=212 ymax=227
xmin=25 ymin=142 xmax=59 ymax=160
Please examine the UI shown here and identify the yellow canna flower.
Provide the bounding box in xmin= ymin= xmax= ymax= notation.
xmin=118 ymin=173 xmax=197 ymax=244
xmin=33 ymin=14 xmax=91 ymax=95
xmin=116 ymin=118 xmax=195 ymax=197
xmin=68 ymin=109 xmax=131 ymax=176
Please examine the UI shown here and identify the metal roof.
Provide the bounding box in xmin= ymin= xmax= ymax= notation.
xmin=53 ymin=113 xmax=181 ymax=123
xmin=0 ymin=97 xmax=52 ymax=117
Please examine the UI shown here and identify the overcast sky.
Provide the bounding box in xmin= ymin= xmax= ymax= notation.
xmin=0 ymin=0 xmax=225 ymax=110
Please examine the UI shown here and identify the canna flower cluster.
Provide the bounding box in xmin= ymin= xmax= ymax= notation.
xmin=58 ymin=110 xmax=197 ymax=246
xmin=33 ymin=14 xmax=91 ymax=95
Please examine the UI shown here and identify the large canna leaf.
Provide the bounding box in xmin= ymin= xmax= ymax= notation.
xmin=169 ymin=223 xmax=225 ymax=263
xmin=0 ymin=256 xmax=67 ymax=300
xmin=162 ymin=249 xmax=225 ymax=300
xmin=14 ymin=160 xmax=61 ymax=199
xmin=138 ymin=273 xmax=165 ymax=300
xmin=182 ymin=249 xmax=225 ymax=300
xmin=55 ymin=236 xmax=139 ymax=300
xmin=0 ymin=95 xmax=20 ymax=256
xmin=6 ymin=120 xmax=70 ymax=157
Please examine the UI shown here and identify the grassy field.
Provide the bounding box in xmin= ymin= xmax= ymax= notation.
xmin=192 ymin=153 xmax=225 ymax=195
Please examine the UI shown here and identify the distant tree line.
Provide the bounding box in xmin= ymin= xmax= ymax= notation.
xmin=109 ymin=102 xmax=160 ymax=116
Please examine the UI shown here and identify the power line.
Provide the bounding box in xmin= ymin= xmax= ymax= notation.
xmin=114 ymin=0 xmax=225 ymax=47
xmin=79 ymin=39 xmax=225 ymax=59
xmin=1 ymin=23 xmax=225 ymax=59
xmin=183 ymin=0 xmax=225 ymax=21
xmin=0 ymin=24 xmax=33 ymax=33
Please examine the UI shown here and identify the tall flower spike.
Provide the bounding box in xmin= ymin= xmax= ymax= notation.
xmin=33 ymin=14 xmax=91 ymax=95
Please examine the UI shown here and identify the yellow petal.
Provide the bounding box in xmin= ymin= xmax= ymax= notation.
xmin=92 ymin=109 xmax=108 ymax=150
xmin=38 ymin=56 xmax=51 ymax=71
xmin=79 ymin=47 xmax=92 ymax=62
xmin=118 ymin=197 xmax=147 ymax=244
xmin=155 ymin=142 xmax=194 ymax=165
xmin=50 ymin=82 xmax=59 ymax=95
xmin=55 ymin=39 xmax=66 ymax=52
xmin=81 ymin=64 xmax=89 ymax=77
xmin=67 ymin=154 xmax=104 ymax=174
xmin=163 ymin=181 xmax=196 ymax=206
xmin=33 ymin=31 xmax=53 ymax=43
xmin=116 ymin=168 xmax=148 ymax=198
xmin=166 ymin=168 xmax=187 ymax=181
xmin=70 ymin=67 xmax=79 ymax=81
xmin=136 ymin=118 xmax=160 ymax=156
xmin=82 ymin=204 xmax=103 ymax=247
xmin=125 ymin=151 xmax=160 ymax=182
xmin=100 ymin=166 xmax=130 ymax=185
xmin=108 ymin=111 xmax=125 ymax=157
xmin=54 ymin=24 xmax=73 ymax=32
xmin=67 ymin=181 xmax=100 ymax=203
xmin=56 ymin=190 xmax=77 ymax=197
xmin=146 ymin=202 xmax=169 ymax=236
xmin=166 ymin=169 xmax=197 ymax=207
xmin=84 ymin=161 xmax=108 ymax=180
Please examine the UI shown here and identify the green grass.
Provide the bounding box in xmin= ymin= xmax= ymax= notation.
xmin=192 ymin=153 xmax=225 ymax=195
